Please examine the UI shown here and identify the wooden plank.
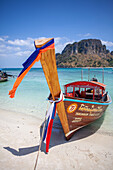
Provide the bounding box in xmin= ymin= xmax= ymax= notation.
xmin=40 ymin=49 xmax=70 ymax=136
xmin=34 ymin=38 xmax=53 ymax=48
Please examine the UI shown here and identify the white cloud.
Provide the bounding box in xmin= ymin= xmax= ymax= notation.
xmin=101 ymin=40 xmax=113 ymax=47
xmin=0 ymin=36 xmax=76 ymax=60
xmin=0 ymin=36 xmax=76 ymax=67
xmin=84 ymin=33 xmax=92 ymax=37
xmin=3 ymin=35 xmax=9 ymax=39
xmin=0 ymin=37 xmax=36 ymax=59
xmin=6 ymin=46 xmax=21 ymax=51
xmin=15 ymin=50 xmax=32 ymax=57
xmin=54 ymin=37 xmax=62 ymax=44
xmin=55 ymin=37 xmax=75 ymax=53
xmin=7 ymin=37 xmax=34 ymax=48
xmin=0 ymin=37 xmax=4 ymax=41
xmin=0 ymin=36 xmax=9 ymax=42
xmin=77 ymin=33 xmax=92 ymax=37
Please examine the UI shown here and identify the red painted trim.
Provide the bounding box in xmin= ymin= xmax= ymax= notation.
xmin=64 ymin=81 xmax=106 ymax=90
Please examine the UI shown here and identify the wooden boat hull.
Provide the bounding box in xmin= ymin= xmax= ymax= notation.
xmin=63 ymin=96 xmax=111 ymax=140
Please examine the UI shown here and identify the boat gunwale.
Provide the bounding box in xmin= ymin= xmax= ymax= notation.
xmin=64 ymin=94 xmax=112 ymax=105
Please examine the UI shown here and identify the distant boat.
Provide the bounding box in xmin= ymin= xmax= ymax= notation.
xmin=0 ymin=70 xmax=8 ymax=82
xmin=0 ymin=69 xmax=15 ymax=82
xmin=0 ymin=77 xmax=8 ymax=82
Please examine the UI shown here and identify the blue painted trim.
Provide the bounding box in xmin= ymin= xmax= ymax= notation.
xmin=64 ymin=94 xmax=112 ymax=105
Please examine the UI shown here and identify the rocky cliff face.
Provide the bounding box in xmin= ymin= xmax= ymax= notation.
xmin=62 ymin=39 xmax=107 ymax=55
xmin=56 ymin=39 xmax=113 ymax=67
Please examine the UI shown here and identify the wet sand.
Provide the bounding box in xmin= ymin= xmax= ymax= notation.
xmin=0 ymin=108 xmax=113 ymax=170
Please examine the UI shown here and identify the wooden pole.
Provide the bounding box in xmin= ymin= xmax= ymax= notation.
xmin=102 ymin=68 xmax=104 ymax=83
xmin=88 ymin=68 xmax=90 ymax=81
xmin=81 ymin=68 xmax=83 ymax=81
xmin=40 ymin=49 xmax=69 ymax=136
xmin=34 ymin=38 xmax=69 ymax=137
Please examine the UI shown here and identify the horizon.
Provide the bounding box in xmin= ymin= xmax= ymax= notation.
xmin=1 ymin=66 xmax=113 ymax=69
xmin=0 ymin=0 xmax=113 ymax=68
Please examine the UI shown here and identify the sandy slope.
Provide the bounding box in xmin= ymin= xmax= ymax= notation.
xmin=0 ymin=108 xmax=113 ymax=170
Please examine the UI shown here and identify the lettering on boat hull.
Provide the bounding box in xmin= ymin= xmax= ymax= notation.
xmin=79 ymin=104 xmax=103 ymax=112
xmin=72 ymin=117 xmax=82 ymax=123
xmin=64 ymin=100 xmax=108 ymax=131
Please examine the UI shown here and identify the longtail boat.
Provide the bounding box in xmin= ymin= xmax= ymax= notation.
xmin=0 ymin=70 xmax=14 ymax=82
xmin=9 ymin=38 xmax=112 ymax=151
xmin=0 ymin=70 xmax=8 ymax=82
xmin=62 ymin=80 xmax=112 ymax=139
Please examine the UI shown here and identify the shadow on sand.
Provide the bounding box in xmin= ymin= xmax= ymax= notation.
xmin=4 ymin=113 xmax=105 ymax=156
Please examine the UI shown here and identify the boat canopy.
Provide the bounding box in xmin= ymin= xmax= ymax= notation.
xmin=64 ymin=81 xmax=106 ymax=100
xmin=64 ymin=81 xmax=106 ymax=90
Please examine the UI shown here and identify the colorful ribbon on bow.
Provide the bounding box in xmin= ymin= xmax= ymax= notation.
xmin=43 ymin=91 xmax=64 ymax=153
xmin=9 ymin=39 xmax=55 ymax=98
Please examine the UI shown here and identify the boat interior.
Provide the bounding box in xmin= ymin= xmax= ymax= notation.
xmin=64 ymin=81 xmax=108 ymax=102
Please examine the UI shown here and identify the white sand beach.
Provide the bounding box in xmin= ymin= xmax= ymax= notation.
xmin=0 ymin=108 xmax=113 ymax=170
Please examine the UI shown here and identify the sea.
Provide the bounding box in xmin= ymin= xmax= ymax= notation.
xmin=0 ymin=68 xmax=113 ymax=135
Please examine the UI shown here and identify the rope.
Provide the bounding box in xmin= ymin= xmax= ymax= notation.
xmin=34 ymin=102 xmax=49 ymax=170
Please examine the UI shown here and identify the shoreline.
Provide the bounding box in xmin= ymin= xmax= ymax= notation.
xmin=0 ymin=108 xmax=113 ymax=169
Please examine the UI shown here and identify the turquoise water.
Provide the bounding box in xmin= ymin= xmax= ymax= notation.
xmin=0 ymin=68 xmax=113 ymax=134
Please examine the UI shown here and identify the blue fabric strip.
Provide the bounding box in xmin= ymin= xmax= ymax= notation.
xmin=18 ymin=38 xmax=54 ymax=77
xmin=52 ymin=103 xmax=56 ymax=119
xmin=22 ymin=49 xmax=39 ymax=68
xmin=18 ymin=49 xmax=39 ymax=77
xmin=43 ymin=116 xmax=50 ymax=141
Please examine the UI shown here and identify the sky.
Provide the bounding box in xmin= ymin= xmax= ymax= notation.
xmin=0 ymin=0 xmax=113 ymax=68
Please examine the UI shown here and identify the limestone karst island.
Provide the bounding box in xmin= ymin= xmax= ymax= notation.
xmin=56 ymin=39 xmax=113 ymax=67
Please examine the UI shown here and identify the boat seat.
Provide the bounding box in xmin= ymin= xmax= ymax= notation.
xmin=67 ymin=92 xmax=73 ymax=97
xmin=81 ymin=91 xmax=86 ymax=98
xmin=101 ymin=92 xmax=108 ymax=101
xmin=75 ymin=90 xmax=80 ymax=97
